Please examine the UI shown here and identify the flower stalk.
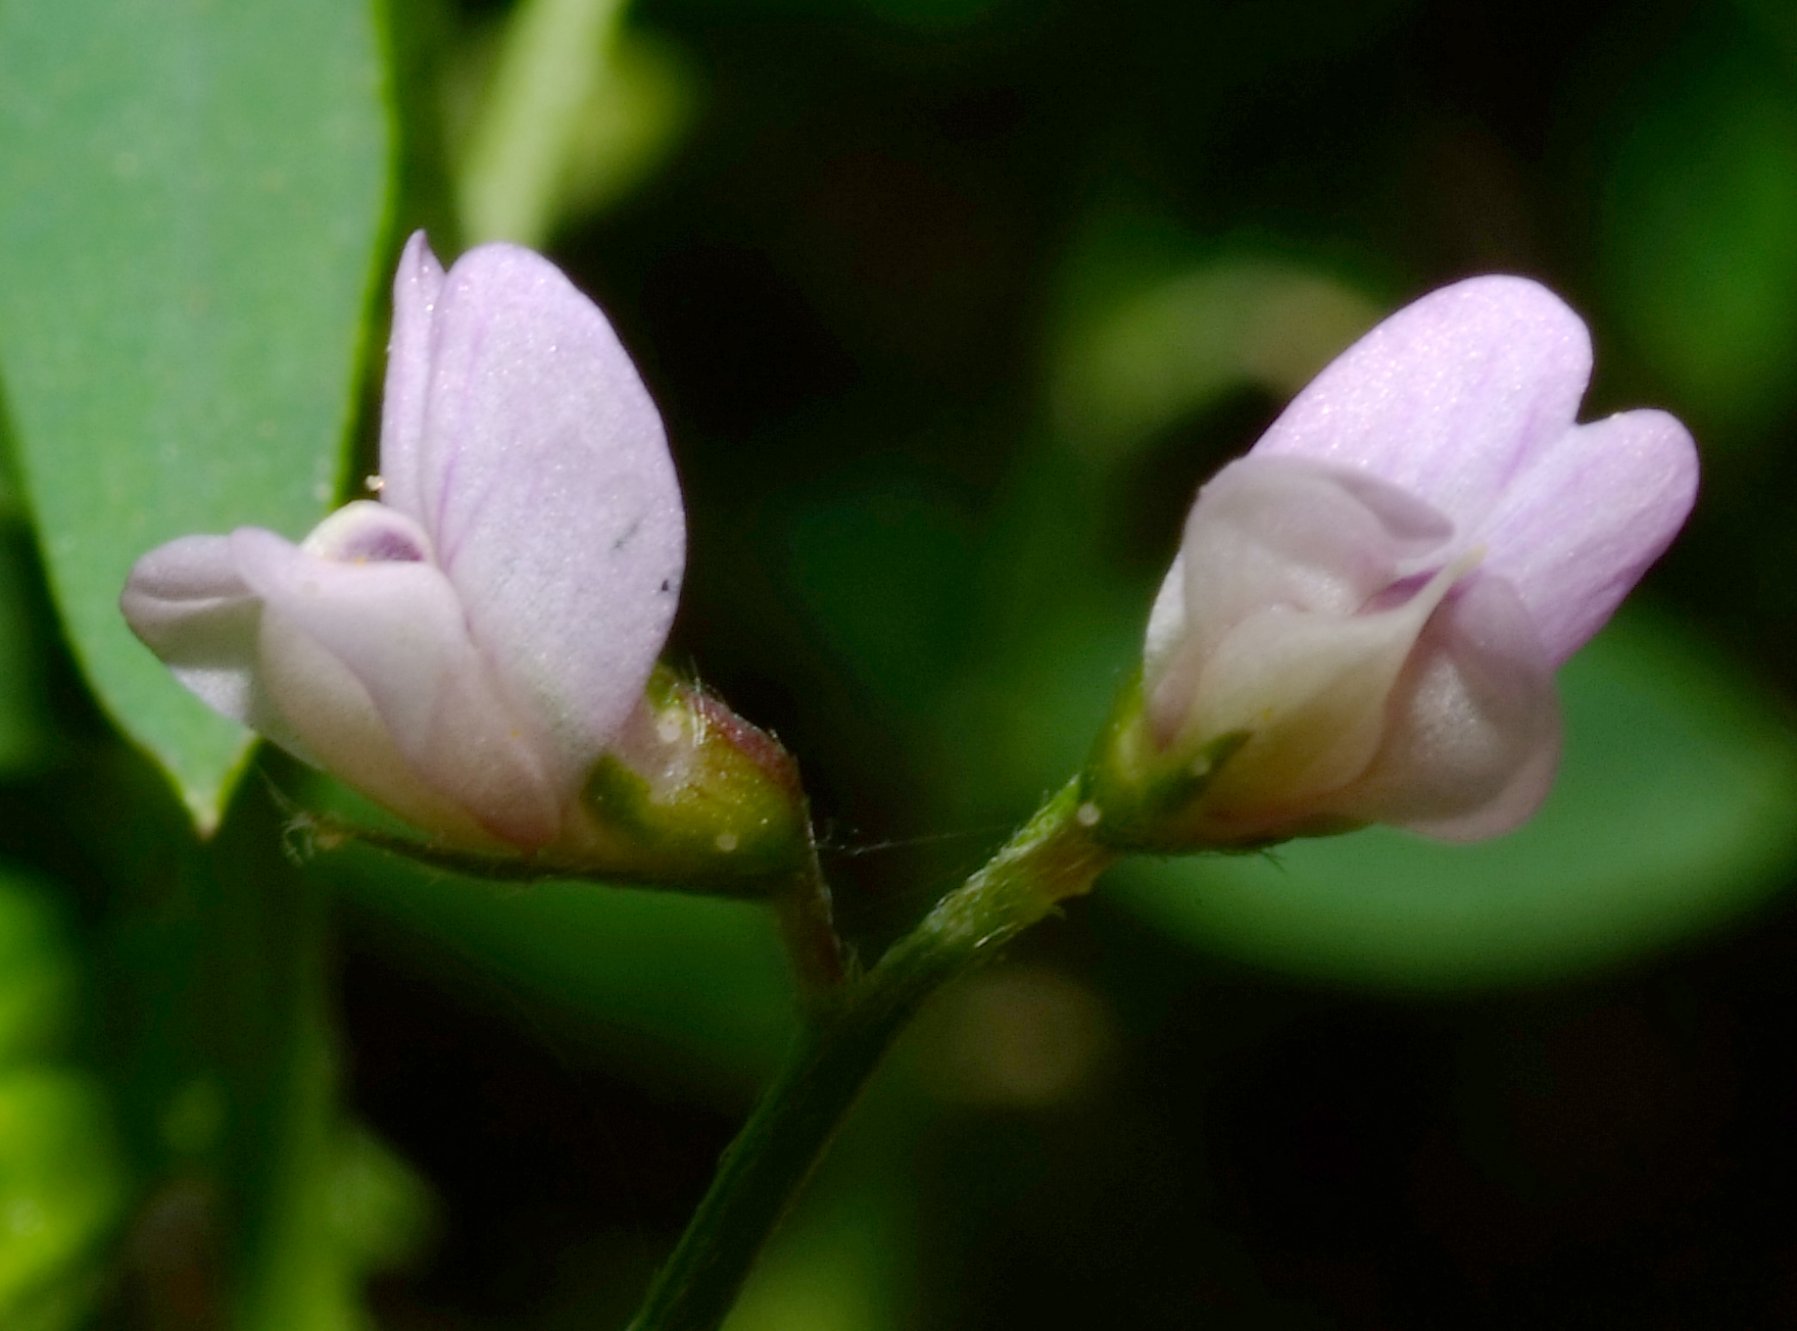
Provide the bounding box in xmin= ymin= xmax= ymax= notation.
xmin=626 ymin=780 xmax=1114 ymax=1331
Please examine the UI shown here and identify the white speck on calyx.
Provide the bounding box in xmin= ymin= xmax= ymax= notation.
xmin=715 ymin=832 xmax=739 ymax=852
xmin=1075 ymin=802 xmax=1101 ymax=827
xmin=365 ymin=474 xmax=384 ymax=493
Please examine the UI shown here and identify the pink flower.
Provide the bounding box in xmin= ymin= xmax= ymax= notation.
xmin=122 ymin=233 xmax=685 ymax=856
xmin=1137 ymin=276 xmax=1697 ymax=844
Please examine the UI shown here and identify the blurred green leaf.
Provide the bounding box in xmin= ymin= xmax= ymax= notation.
xmin=1738 ymin=0 xmax=1797 ymax=68
xmin=328 ymin=1124 xmax=433 ymax=1278
xmin=328 ymin=850 xmax=798 ymax=1098
xmin=453 ymin=0 xmax=623 ymax=244
xmin=1600 ymin=33 xmax=1797 ymax=430
xmin=785 ymin=470 xmax=979 ymax=720
xmin=724 ymin=1159 xmax=908 ymax=1331
xmin=1051 ymin=253 xmax=1380 ymax=461
xmin=1110 ymin=615 xmax=1797 ymax=988
xmin=0 ymin=0 xmax=390 ymax=829
xmin=559 ymin=32 xmax=695 ymax=224
xmin=0 ymin=873 xmax=79 ymax=1068
xmin=453 ymin=0 xmax=693 ymax=245
xmin=0 ymin=1069 xmax=126 ymax=1323
xmin=939 ymin=570 xmax=1140 ymax=808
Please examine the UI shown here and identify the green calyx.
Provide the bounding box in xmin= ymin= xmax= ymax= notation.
xmin=573 ymin=668 xmax=814 ymax=894
xmin=1078 ymin=668 xmax=1252 ymax=852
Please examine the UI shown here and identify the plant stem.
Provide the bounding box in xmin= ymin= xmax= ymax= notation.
xmin=770 ymin=840 xmax=848 ymax=1011
xmin=626 ymin=780 xmax=1115 ymax=1331
xmin=212 ymin=782 xmax=358 ymax=1329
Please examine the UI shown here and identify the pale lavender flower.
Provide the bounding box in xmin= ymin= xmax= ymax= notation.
xmin=122 ymin=233 xmax=685 ymax=856
xmin=1138 ymin=276 xmax=1698 ymax=843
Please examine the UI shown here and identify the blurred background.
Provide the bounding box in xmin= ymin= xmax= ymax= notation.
xmin=6 ymin=0 xmax=1797 ymax=1326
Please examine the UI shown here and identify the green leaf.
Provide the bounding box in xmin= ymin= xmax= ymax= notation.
xmin=0 ymin=1069 xmax=127 ymax=1325
xmin=328 ymin=1124 xmax=433 ymax=1277
xmin=1599 ymin=27 xmax=1797 ymax=431
xmin=725 ymin=1165 xmax=910 ymax=1331
xmin=453 ymin=0 xmax=627 ymax=245
xmin=1049 ymin=240 xmax=1379 ymax=461
xmin=452 ymin=0 xmax=693 ymax=245
xmin=1110 ymin=615 xmax=1797 ymax=989
xmin=327 ymin=847 xmax=798 ymax=1099
xmin=0 ymin=0 xmax=390 ymax=828
xmin=784 ymin=470 xmax=980 ymax=721
xmin=0 ymin=871 xmax=79 ymax=1068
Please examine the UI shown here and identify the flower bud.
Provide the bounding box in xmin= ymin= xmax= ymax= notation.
xmin=568 ymin=668 xmax=813 ymax=890
xmin=121 ymin=233 xmax=811 ymax=888
xmin=1084 ymin=276 xmax=1697 ymax=850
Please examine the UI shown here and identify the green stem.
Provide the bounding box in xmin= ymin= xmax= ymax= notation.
xmin=626 ymin=780 xmax=1115 ymax=1331
xmin=210 ymin=782 xmax=357 ymax=1329
xmin=770 ymin=840 xmax=848 ymax=1010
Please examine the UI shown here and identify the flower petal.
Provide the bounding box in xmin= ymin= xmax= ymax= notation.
xmin=302 ymin=499 xmax=432 ymax=565
xmin=377 ymin=232 xmax=446 ymax=522
xmin=255 ymin=612 xmax=509 ymax=851
xmin=1189 ymin=549 xmax=1471 ymax=835
xmin=1142 ymin=554 xmax=1187 ymax=684
xmin=1251 ymin=276 xmax=1593 ymax=531
xmin=1148 ymin=457 xmax=1454 ymax=736
xmin=1181 ymin=458 xmax=1452 ymax=641
xmin=1193 ymin=604 xmax=1430 ymax=822
xmin=412 ymin=245 xmax=684 ymax=770
xmin=120 ymin=534 xmax=269 ymax=729
xmin=230 ymin=525 xmax=562 ymax=848
xmin=1476 ymin=410 xmax=1698 ymax=663
xmin=1334 ymin=573 xmax=1561 ymax=840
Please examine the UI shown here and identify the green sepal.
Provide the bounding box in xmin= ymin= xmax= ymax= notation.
xmin=1081 ymin=670 xmax=1371 ymax=852
xmin=1079 ymin=668 xmax=1253 ymax=852
xmin=575 ymin=668 xmax=813 ymax=893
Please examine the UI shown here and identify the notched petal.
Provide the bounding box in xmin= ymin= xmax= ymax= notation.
xmin=1477 ymin=410 xmax=1699 ymax=663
